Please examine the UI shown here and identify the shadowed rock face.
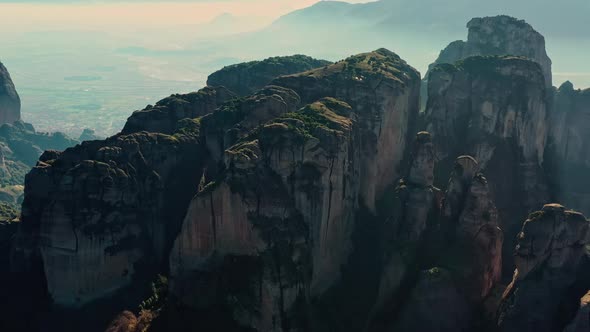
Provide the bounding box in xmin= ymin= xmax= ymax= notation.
xmin=429 ymin=15 xmax=552 ymax=88
xmin=169 ymin=49 xmax=422 ymax=331
xmin=424 ymin=55 xmax=550 ymax=274
xmin=370 ymin=141 xmax=502 ymax=332
xmin=16 ymin=127 xmax=204 ymax=306
xmin=206 ymin=55 xmax=331 ymax=96
xmin=547 ymin=82 xmax=590 ymax=216
xmin=498 ymin=204 xmax=590 ymax=332
xmin=0 ymin=62 xmax=20 ymax=125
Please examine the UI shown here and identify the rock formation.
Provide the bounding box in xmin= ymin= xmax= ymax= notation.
xmin=0 ymin=61 xmax=20 ymax=125
xmin=122 ymin=86 xmax=235 ymax=135
xmin=429 ymin=15 xmax=552 ymax=88
xmin=169 ymin=48 xmax=421 ymax=331
xmin=371 ymin=150 xmax=502 ymax=332
xmin=498 ymin=204 xmax=590 ymax=332
xmin=206 ymin=55 xmax=331 ymax=96
xmin=546 ymin=82 xmax=590 ymax=216
xmin=17 ymin=127 xmax=203 ymax=306
xmin=424 ymin=55 xmax=550 ymax=273
xmin=273 ymin=48 xmax=421 ymax=210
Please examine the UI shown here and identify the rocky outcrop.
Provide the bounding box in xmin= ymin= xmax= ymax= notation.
xmin=370 ymin=148 xmax=502 ymax=332
xmin=498 ymin=204 xmax=590 ymax=332
xmin=546 ymin=82 xmax=590 ymax=216
xmin=14 ymin=114 xmax=205 ymax=306
xmin=424 ymin=55 xmax=550 ymax=273
xmin=429 ymin=15 xmax=552 ymax=88
xmin=122 ymin=86 xmax=235 ymax=135
xmin=274 ymin=48 xmax=421 ymax=210
xmin=0 ymin=62 xmax=20 ymax=125
xmin=206 ymin=55 xmax=331 ymax=96
xmin=169 ymin=49 xmax=421 ymax=331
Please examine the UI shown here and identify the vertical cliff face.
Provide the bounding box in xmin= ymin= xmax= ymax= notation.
xmin=424 ymin=56 xmax=550 ymax=273
xmin=498 ymin=204 xmax=590 ymax=332
xmin=18 ymin=128 xmax=203 ymax=306
xmin=14 ymin=90 xmax=208 ymax=306
xmin=428 ymin=16 xmax=552 ymax=88
xmin=273 ymin=48 xmax=421 ymax=210
xmin=547 ymin=82 xmax=590 ymax=216
xmin=169 ymin=49 xmax=421 ymax=331
xmin=371 ymin=138 xmax=502 ymax=332
xmin=0 ymin=62 xmax=21 ymax=125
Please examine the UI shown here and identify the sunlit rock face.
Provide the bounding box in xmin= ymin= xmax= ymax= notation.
xmin=429 ymin=15 xmax=552 ymax=88
xmin=424 ymin=55 xmax=550 ymax=274
xmin=546 ymin=81 xmax=590 ymax=216
xmin=273 ymin=48 xmax=421 ymax=211
xmin=498 ymin=204 xmax=590 ymax=332
xmin=0 ymin=62 xmax=21 ymax=125
xmin=206 ymin=55 xmax=331 ymax=96
xmin=170 ymin=49 xmax=422 ymax=330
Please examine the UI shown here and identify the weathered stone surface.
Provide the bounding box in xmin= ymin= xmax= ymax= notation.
xmin=171 ymin=97 xmax=358 ymax=330
xmin=274 ymin=48 xmax=421 ymax=210
xmin=428 ymin=15 xmax=552 ymax=88
xmin=170 ymin=49 xmax=421 ymax=331
xmin=122 ymin=86 xmax=235 ymax=135
xmin=200 ymin=85 xmax=300 ymax=167
xmin=547 ymin=82 xmax=590 ymax=216
xmin=0 ymin=61 xmax=20 ymax=125
xmin=370 ymin=153 xmax=502 ymax=332
xmin=424 ymin=55 xmax=550 ymax=273
xmin=498 ymin=204 xmax=590 ymax=332
xmin=15 ymin=123 xmax=203 ymax=306
xmin=207 ymin=55 xmax=331 ymax=96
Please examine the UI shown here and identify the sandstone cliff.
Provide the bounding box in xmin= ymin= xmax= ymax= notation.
xmin=169 ymin=49 xmax=421 ymax=331
xmin=273 ymin=48 xmax=421 ymax=210
xmin=0 ymin=61 xmax=20 ymax=125
xmin=206 ymin=55 xmax=331 ymax=96
xmin=424 ymin=55 xmax=550 ymax=274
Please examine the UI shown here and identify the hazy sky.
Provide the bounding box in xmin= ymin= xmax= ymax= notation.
xmin=0 ymin=0 xmax=373 ymax=29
